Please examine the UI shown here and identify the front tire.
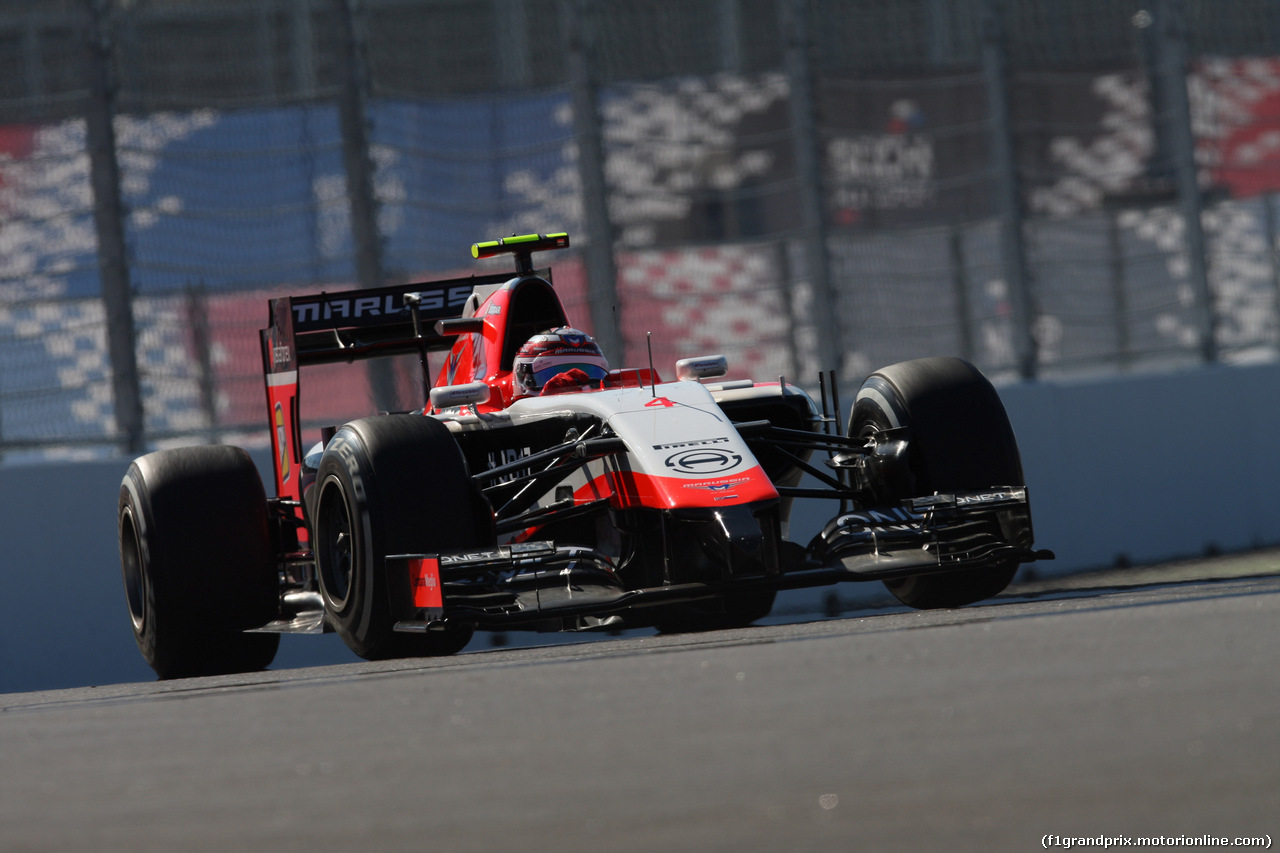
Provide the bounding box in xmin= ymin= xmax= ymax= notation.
xmin=314 ymin=415 xmax=491 ymax=660
xmin=850 ymin=357 xmax=1023 ymax=609
xmin=118 ymin=445 xmax=280 ymax=679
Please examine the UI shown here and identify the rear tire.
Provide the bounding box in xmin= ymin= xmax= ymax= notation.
xmin=118 ymin=445 xmax=280 ymax=679
xmin=314 ymin=415 xmax=491 ymax=660
xmin=850 ymin=357 xmax=1023 ymax=609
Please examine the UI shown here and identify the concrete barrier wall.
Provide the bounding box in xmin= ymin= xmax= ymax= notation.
xmin=4 ymin=361 xmax=1279 ymax=693
xmin=998 ymin=361 xmax=1280 ymax=571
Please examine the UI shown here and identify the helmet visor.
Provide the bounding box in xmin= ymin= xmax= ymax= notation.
xmin=532 ymin=361 xmax=609 ymax=388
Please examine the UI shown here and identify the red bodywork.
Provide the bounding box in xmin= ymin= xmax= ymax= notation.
xmin=429 ymin=274 xmax=659 ymax=413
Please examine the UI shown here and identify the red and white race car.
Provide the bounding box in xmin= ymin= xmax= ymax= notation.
xmin=118 ymin=233 xmax=1052 ymax=677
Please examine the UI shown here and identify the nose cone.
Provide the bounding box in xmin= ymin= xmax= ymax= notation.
xmin=690 ymin=503 xmax=780 ymax=578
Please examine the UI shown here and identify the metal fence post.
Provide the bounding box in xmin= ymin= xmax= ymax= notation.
xmin=291 ymin=0 xmax=317 ymax=96
xmin=1265 ymin=192 xmax=1280 ymax=346
xmin=86 ymin=0 xmax=145 ymax=454
xmin=982 ymin=0 xmax=1036 ymax=380
xmin=776 ymin=240 xmax=801 ymax=381
xmin=949 ymin=223 xmax=975 ymax=363
xmin=1107 ymin=208 xmax=1133 ymax=368
xmin=184 ymin=282 xmax=219 ymax=444
xmin=1156 ymin=0 xmax=1215 ymax=363
xmin=562 ymin=0 xmax=622 ymax=361
xmin=496 ymin=0 xmax=532 ymax=89
xmin=781 ymin=0 xmax=840 ymax=375
xmin=717 ymin=0 xmax=743 ymax=74
xmin=336 ymin=0 xmax=396 ymax=410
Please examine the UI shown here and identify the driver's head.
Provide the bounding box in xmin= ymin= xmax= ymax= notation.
xmin=512 ymin=327 xmax=609 ymax=396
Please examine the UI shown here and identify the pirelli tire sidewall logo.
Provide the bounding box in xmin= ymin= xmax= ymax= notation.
xmin=664 ymin=447 xmax=743 ymax=476
xmin=315 ymin=429 xmax=376 ymax=621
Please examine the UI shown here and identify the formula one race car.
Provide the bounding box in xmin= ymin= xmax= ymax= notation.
xmin=118 ymin=232 xmax=1053 ymax=678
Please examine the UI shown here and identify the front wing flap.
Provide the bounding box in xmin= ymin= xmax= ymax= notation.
xmin=386 ymin=541 xmax=762 ymax=632
xmin=809 ymin=486 xmax=1053 ymax=579
xmin=388 ymin=542 xmax=634 ymax=631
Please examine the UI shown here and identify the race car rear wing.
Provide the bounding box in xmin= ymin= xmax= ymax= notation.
xmin=260 ymin=270 xmax=539 ymax=372
xmin=258 ymin=268 xmax=546 ymax=505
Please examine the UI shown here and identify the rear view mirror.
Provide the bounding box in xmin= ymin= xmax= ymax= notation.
xmin=429 ymin=381 xmax=490 ymax=409
xmin=675 ymin=355 xmax=728 ymax=381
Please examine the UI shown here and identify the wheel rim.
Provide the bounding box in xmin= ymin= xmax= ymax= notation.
xmin=120 ymin=506 xmax=148 ymax=634
xmin=317 ymin=478 xmax=355 ymax=609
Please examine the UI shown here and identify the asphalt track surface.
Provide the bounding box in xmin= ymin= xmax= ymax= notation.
xmin=3 ymin=559 xmax=1279 ymax=852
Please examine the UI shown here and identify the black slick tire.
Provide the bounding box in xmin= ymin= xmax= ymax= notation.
xmin=850 ymin=357 xmax=1023 ymax=609
xmin=118 ymin=445 xmax=280 ymax=679
xmin=314 ymin=415 xmax=491 ymax=660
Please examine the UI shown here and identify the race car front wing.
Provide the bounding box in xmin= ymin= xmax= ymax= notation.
xmin=808 ymin=486 xmax=1053 ymax=579
xmin=384 ymin=486 xmax=1052 ymax=633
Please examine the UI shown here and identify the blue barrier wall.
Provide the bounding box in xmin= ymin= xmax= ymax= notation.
xmin=998 ymin=362 xmax=1280 ymax=571
xmin=4 ymin=362 xmax=1278 ymax=693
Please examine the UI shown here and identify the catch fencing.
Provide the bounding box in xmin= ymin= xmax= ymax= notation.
xmin=4 ymin=0 xmax=1280 ymax=460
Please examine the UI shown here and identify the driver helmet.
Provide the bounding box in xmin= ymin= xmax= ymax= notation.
xmin=512 ymin=327 xmax=609 ymax=396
